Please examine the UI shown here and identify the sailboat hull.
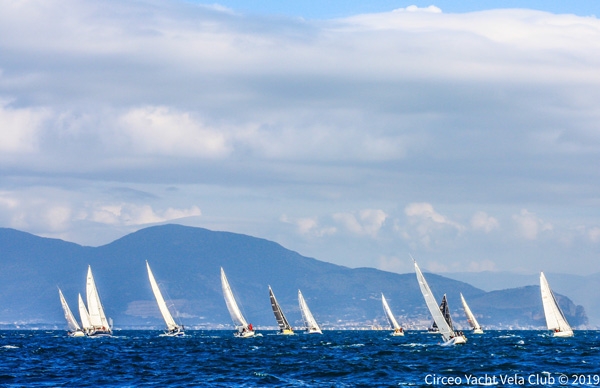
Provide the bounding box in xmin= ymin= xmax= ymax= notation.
xmin=235 ymin=330 xmax=256 ymax=338
xmin=69 ymin=331 xmax=86 ymax=338
xmin=391 ymin=329 xmax=404 ymax=336
xmin=552 ymin=330 xmax=574 ymax=338
xmin=278 ymin=329 xmax=295 ymax=335
xmin=160 ymin=329 xmax=185 ymax=337
xmin=473 ymin=328 xmax=484 ymax=334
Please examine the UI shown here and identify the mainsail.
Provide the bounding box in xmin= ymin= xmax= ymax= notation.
xmin=439 ymin=294 xmax=454 ymax=331
xmin=146 ymin=261 xmax=182 ymax=333
xmin=78 ymin=293 xmax=92 ymax=333
xmin=414 ymin=260 xmax=456 ymax=343
xmin=298 ymin=290 xmax=322 ymax=334
xmin=269 ymin=286 xmax=293 ymax=334
xmin=86 ymin=266 xmax=111 ymax=334
xmin=381 ymin=293 xmax=403 ymax=333
xmin=58 ymin=288 xmax=81 ymax=332
xmin=460 ymin=293 xmax=483 ymax=333
xmin=540 ymin=272 xmax=573 ymax=337
xmin=220 ymin=267 xmax=253 ymax=336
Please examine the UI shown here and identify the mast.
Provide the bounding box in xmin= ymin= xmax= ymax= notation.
xmin=414 ymin=259 xmax=455 ymax=342
xmin=540 ymin=272 xmax=573 ymax=335
xmin=146 ymin=261 xmax=180 ymax=331
xmin=269 ymin=286 xmax=293 ymax=332
xmin=220 ymin=267 xmax=249 ymax=330
xmin=298 ymin=290 xmax=322 ymax=333
xmin=86 ymin=266 xmax=111 ymax=333
xmin=381 ymin=293 xmax=401 ymax=330
xmin=58 ymin=288 xmax=81 ymax=332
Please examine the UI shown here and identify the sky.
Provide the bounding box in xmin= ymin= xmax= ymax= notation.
xmin=1 ymin=1 xmax=599 ymax=276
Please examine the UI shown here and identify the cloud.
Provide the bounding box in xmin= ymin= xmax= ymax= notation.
xmin=512 ymin=209 xmax=553 ymax=240
xmin=280 ymin=214 xmax=336 ymax=237
xmin=118 ymin=106 xmax=230 ymax=158
xmin=332 ymin=209 xmax=387 ymax=237
xmin=588 ymin=227 xmax=600 ymax=243
xmin=393 ymin=5 xmax=442 ymax=14
xmin=402 ymin=203 xmax=464 ymax=249
xmin=470 ymin=211 xmax=499 ymax=233
xmin=85 ymin=203 xmax=202 ymax=226
xmin=0 ymin=100 xmax=48 ymax=154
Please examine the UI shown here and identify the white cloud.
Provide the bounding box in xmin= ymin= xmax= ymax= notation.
xmin=86 ymin=203 xmax=202 ymax=226
xmin=512 ymin=209 xmax=553 ymax=240
xmin=588 ymin=227 xmax=600 ymax=243
xmin=393 ymin=5 xmax=442 ymax=14
xmin=280 ymin=214 xmax=336 ymax=237
xmin=0 ymin=100 xmax=48 ymax=154
xmin=470 ymin=211 xmax=499 ymax=233
xmin=118 ymin=106 xmax=230 ymax=158
xmin=333 ymin=209 xmax=387 ymax=237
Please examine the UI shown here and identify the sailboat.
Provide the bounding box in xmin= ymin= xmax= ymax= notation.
xmin=540 ymin=272 xmax=574 ymax=338
xmin=85 ymin=266 xmax=112 ymax=337
xmin=58 ymin=288 xmax=85 ymax=337
xmin=221 ymin=267 xmax=255 ymax=338
xmin=269 ymin=286 xmax=294 ymax=335
xmin=146 ymin=261 xmax=184 ymax=337
xmin=298 ymin=290 xmax=322 ymax=334
xmin=414 ymin=259 xmax=466 ymax=345
xmin=381 ymin=293 xmax=404 ymax=336
xmin=460 ymin=293 xmax=484 ymax=334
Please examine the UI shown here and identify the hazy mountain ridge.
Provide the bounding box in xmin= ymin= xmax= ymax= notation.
xmin=0 ymin=225 xmax=589 ymax=329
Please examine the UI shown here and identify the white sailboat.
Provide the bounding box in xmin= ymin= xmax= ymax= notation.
xmin=58 ymin=288 xmax=85 ymax=337
xmin=269 ymin=286 xmax=294 ymax=335
xmin=146 ymin=261 xmax=184 ymax=337
xmin=381 ymin=293 xmax=404 ymax=336
xmin=460 ymin=293 xmax=484 ymax=334
xmin=221 ymin=267 xmax=255 ymax=338
xmin=298 ymin=290 xmax=322 ymax=334
xmin=414 ymin=259 xmax=466 ymax=345
xmin=540 ymin=272 xmax=574 ymax=338
xmin=86 ymin=265 xmax=112 ymax=337
xmin=78 ymin=293 xmax=93 ymax=335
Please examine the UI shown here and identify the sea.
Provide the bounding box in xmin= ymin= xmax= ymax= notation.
xmin=1 ymin=330 xmax=598 ymax=387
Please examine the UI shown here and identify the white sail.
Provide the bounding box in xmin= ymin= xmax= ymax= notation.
xmin=58 ymin=288 xmax=81 ymax=332
xmin=220 ymin=267 xmax=253 ymax=336
xmin=78 ymin=293 xmax=92 ymax=332
xmin=540 ymin=272 xmax=573 ymax=337
xmin=381 ymin=293 xmax=403 ymax=335
xmin=414 ymin=260 xmax=459 ymax=343
xmin=298 ymin=290 xmax=322 ymax=334
xmin=146 ymin=261 xmax=180 ymax=332
xmin=460 ymin=293 xmax=483 ymax=334
xmin=86 ymin=266 xmax=111 ymax=333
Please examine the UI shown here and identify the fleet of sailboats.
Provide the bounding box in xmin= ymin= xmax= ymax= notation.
xmin=146 ymin=261 xmax=184 ymax=337
xmin=269 ymin=286 xmax=294 ymax=335
xmin=221 ymin=267 xmax=256 ymax=337
xmin=298 ymin=290 xmax=322 ymax=334
xmin=414 ymin=259 xmax=467 ymax=345
xmin=460 ymin=293 xmax=484 ymax=334
xmin=381 ymin=293 xmax=404 ymax=336
xmin=56 ymin=261 xmax=579 ymax=340
xmin=540 ymin=272 xmax=574 ymax=338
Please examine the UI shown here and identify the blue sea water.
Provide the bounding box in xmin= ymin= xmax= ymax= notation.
xmin=0 ymin=330 xmax=599 ymax=387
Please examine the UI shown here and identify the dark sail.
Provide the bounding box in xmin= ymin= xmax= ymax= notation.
xmin=269 ymin=286 xmax=293 ymax=332
xmin=439 ymin=294 xmax=454 ymax=331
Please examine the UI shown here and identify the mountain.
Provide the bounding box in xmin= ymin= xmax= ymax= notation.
xmin=0 ymin=225 xmax=588 ymax=330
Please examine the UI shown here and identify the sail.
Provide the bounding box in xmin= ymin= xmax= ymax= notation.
xmin=381 ymin=293 xmax=401 ymax=330
xmin=146 ymin=261 xmax=180 ymax=331
xmin=58 ymin=288 xmax=81 ymax=332
xmin=86 ymin=266 xmax=111 ymax=332
xmin=78 ymin=293 xmax=92 ymax=332
xmin=269 ymin=286 xmax=293 ymax=332
xmin=298 ymin=290 xmax=321 ymax=333
xmin=414 ymin=260 xmax=455 ymax=342
xmin=439 ymin=294 xmax=454 ymax=331
xmin=460 ymin=293 xmax=482 ymax=332
xmin=540 ymin=272 xmax=573 ymax=335
xmin=220 ymin=267 xmax=249 ymax=329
